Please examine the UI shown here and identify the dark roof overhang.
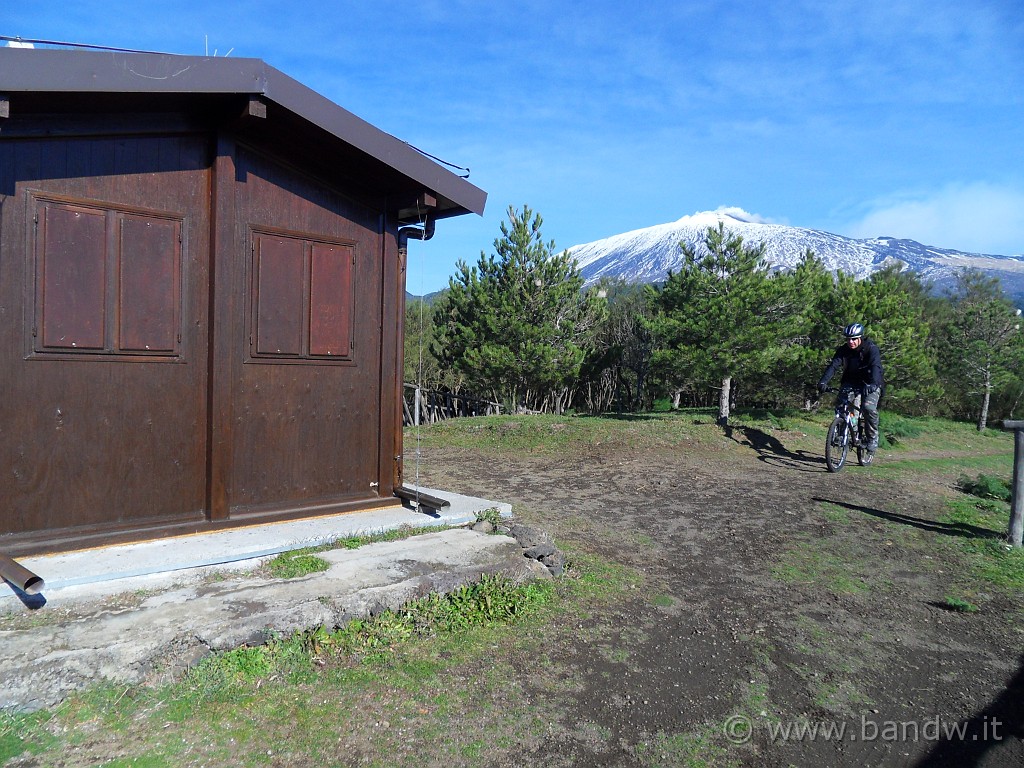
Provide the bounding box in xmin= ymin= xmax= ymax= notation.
xmin=0 ymin=47 xmax=486 ymax=224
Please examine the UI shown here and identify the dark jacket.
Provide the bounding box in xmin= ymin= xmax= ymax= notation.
xmin=819 ymin=337 xmax=883 ymax=390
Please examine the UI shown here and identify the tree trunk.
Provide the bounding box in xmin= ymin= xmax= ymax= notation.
xmin=718 ymin=376 xmax=731 ymax=426
xmin=978 ymin=369 xmax=992 ymax=431
xmin=1009 ymin=385 xmax=1024 ymax=421
xmin=672 ymin=390 xmax=681 ymax=410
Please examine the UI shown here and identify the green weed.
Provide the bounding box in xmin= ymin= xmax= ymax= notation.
xmin=944 ymin=497 xmax=1007 ymax=529
xmin=263 ymin=525 xmax=451 ymax=579
xmin=339 ymin=524 xmax=448 ymax=548
xmin=475 ymin=506 xmax=503 ymax=527
xmin=957 ymin=473 xmax=1012 ymax=502
xmin=879 ymin=412 xmax=924 ymax=446
xmin=285 ymin=574 xmax=557 ymax=666
xmin=265 ymin=549 xmax=331 ymax=579
xmin=942 ymin=596 xmax=980 ymax=613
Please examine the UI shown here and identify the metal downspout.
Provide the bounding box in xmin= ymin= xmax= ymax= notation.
xmin=397 ymin=216 xmax=435 ymax=253
xmin=0 ymin=553 xmax=45 ymax=595
xmin=394 ymin=216 xmax=435 ymax=504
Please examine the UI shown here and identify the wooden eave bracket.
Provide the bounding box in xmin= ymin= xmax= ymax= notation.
xmin=241 ymin=96 xmax=267 ymax=121
xmin=396 ymin=192 xmax=438 ymax=223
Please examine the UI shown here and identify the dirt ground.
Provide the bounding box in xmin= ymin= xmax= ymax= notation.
xmin=415 ymin=422 xmax=1024 ymax=768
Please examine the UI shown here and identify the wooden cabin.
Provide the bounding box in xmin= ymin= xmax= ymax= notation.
xmin=0 ymin=47 xmax=486 ymax=555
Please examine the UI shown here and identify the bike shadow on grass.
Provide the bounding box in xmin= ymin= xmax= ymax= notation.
xmin=721 ymin=424 xmax=826 ymax=472
xmin=811 ymin=497 xmax=1005 ymax=541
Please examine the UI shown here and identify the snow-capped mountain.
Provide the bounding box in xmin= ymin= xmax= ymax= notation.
xmin=565 ymin=208 xmax=1024 ymax=299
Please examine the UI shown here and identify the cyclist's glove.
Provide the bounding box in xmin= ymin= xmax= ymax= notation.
xmin=817 ymin=382 xmax=827 ymax=394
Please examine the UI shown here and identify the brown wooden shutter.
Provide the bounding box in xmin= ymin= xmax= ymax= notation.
xmin=38 ymin=202 xmax=106 ymax=350
xmin=309 ymin=242 xmax=352 ymax=357
xmin=118 ymin=214 xmax=180 ymax=353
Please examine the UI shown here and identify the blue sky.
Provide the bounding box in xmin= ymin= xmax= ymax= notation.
xmin=5 ymin=1 xmax=1023 ymax=292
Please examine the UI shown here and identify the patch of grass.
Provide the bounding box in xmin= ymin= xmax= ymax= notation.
xmin=262 ymin=525 xmax=451 ymax=578
xmin=264 ymin=548 xmax=331 ymax=579
xmin=820 ymin=502 xmax=851 ymax=524
xmin=813 ymin=679 xmax=875 ymax=715
xmin=98 ymin=758 xmax=175 ymax=768
xmin=879 ymin=412 xmax=924 ymax=446
xmin=600 ymin=646 xmax=631 ymax=664
xmin=938 ymin=496 xmax=1024 ymax=593
xmin=565 ymin=550 xmax=640 ymax=602
xmin=202 ymin=645 xmax=273 ymax=682
xmin=772 ymin=541 xmax=872 ymax=595
xmin=952 ymin=537 xmax=1024 ymax=591
xmin=409 ymin=411 xmax=721 ymax=456
xmin=651 ymin=594 xmax=674 ymax=608
xmin=0 ymin=709 xmax=57 ymax=763
xmin=6 ymin=545 xmax=638 ymax=768
xmin=728 ymin=408 xmax=823 ymax=440
xmin=942 ymin=595 xmax=980 ymax=613
xmin=192 ymin=574 xmax=559 ymax=682
xmin=636 ymin=727 xmax=740 ymax=768
xmin=957 ymin=473 xmax=1012 ymax=502
xmin=944 ymin=496 xmax=1007 ymax=529
xmin=875 ymin=452 xmax=1013 ymax=482
xmin=337 ymin=524 xmax=448 ymax=549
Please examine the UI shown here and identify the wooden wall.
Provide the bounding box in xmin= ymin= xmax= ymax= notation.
xmin=0 ymin=133 xmax=211 ymax=536
xmin=0 ymin=127 xmax=401 ymax=550
xmin=212 ymin=144 xmax=388 ymax=519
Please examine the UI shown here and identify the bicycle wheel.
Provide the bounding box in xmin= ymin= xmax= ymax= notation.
xmin=825 ymin=418 xmax=848 ymax=472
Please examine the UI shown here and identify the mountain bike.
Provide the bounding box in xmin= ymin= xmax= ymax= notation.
xmin=823 ymin=387 xmax=872 ymax=472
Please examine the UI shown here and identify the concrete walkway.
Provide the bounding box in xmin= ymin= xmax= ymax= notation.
xmin=2 ymin=487 xmax=508 ymax=605
xmin=0 ymin=488 xmax=543 ymax=712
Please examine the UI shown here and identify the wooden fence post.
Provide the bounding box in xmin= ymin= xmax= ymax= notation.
xmin=1002 ymin=420 xmax=1024 ymax=547
xmin=403 ymin=383 xmax=504 ymax=425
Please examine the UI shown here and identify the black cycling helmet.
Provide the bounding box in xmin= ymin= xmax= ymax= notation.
xmin=844 ymin=323 xmax=864 ymax=339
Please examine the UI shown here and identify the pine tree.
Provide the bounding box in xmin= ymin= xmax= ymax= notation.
xmin=576 ymin=279 xmax=653 ymax=413
xmin=762 ymin=249 xmax=835 ymax=408
xmin=813 ymin=266 xmax=940 ymax=415
xmin=648 ymin=223 xmax=801 ymax=424
xmin=405 ymin=296 xmax=464 ymax=393
xmin=431 ymin=205 xmax=605 ymax=412
xmin=940 ymin=269 xmax=1022 ymax=430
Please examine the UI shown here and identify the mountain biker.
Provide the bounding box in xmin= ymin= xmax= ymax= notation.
xmin=817 ymin=323 xmax=884 ymax=454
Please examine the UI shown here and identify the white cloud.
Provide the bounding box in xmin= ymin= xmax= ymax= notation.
xmin=713 ymin=206 xmax=781 ymax=225
xmin=842 ymin=183 xmax=1024 ymax=255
